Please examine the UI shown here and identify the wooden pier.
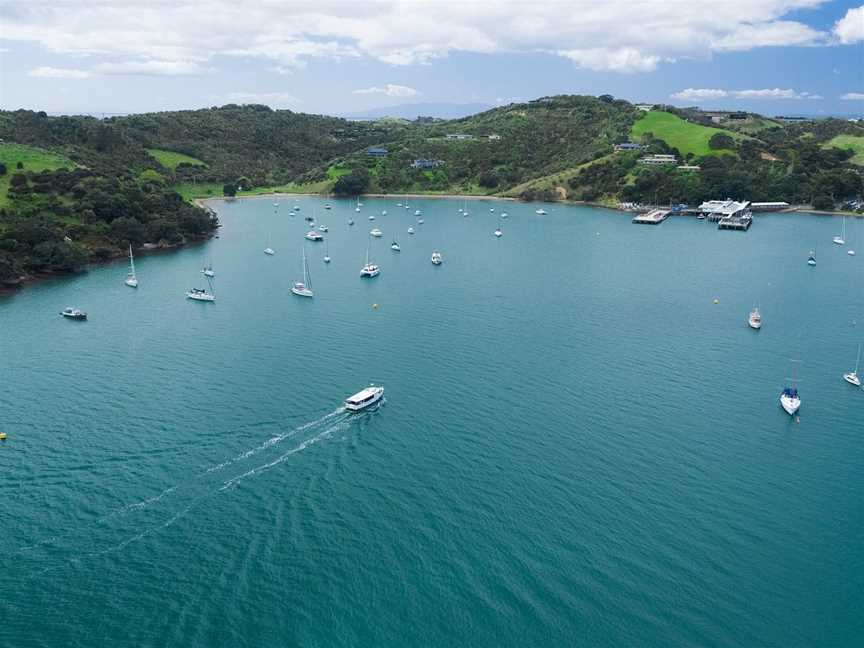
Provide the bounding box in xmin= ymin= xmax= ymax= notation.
xmin=632 ymin=209 xmax=670 ymax=225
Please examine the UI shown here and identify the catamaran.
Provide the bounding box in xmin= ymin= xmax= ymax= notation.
xmin=360 ymin=238 xmax=380 ymax=278
xmin=780 ymin=359 xmax=801 ymax=416
xmin=833 ymin=216 xmax=846 ymax=245
xmin=125 ymin=244 xmax=138 ymax=287
xmin=843 ymin=344 xmax=862 ymax=387
xmin=344 ymin=384 xmax=384 ymax=411
xmin=291 ymin=247 xmax=314 ymax=298
xmin=748 ymin=306 xmax=762 ymax=330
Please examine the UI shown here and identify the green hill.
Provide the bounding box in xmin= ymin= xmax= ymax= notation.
xmin=0 ymin=143 xmax=74 ymax=207
xmin=146 ymin=148 xmax=207 ymax=171
xmin=631 ymin=111 xmax=736 ymax=157
xmin=824 ymin=134 xmax=864 ymax=166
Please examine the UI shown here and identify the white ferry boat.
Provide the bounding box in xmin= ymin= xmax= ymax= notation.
xmin=748 ymin=307 xmax=762 ymax=330
xmin=344 ymin=385 xmax=384 ymax=411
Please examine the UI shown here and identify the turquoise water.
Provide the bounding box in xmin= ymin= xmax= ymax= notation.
xmin=1 ymin=197 xmax=862 ymax=647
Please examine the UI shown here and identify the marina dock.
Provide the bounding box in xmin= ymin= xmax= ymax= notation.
xmin=632 ymin=209 xmax=670 ymax=225
xmin=718 ymin=214 xmax=753 ymax=230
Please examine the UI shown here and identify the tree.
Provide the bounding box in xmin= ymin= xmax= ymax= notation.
xmin=812 ymin=195 xmax=834 ymax=210
xmin=0 ymin=162 xmax=6 ymax=176
xmin=109 ymin=216 xmax=146 ymax=246
xmin=478 ymin=170 xmax=499 ymax=188
xmin=16 ymin=161 xmax=23 ymax=169
xmin=332 ymin=168 xmax=370 ymax=196
xmin=223 ymin=182 xmax=238 ymax=197
xmin=709 ymin=133 xmax=735 ymax=150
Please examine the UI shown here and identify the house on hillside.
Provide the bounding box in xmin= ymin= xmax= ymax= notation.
xmin=614 ymin=142 xmax=646 ymax=151
xmin=676 ymin=164 xmax=701 ymax=171
xmin=638 ymin=154 xmax=677 ymax=165
xmin=367 ymin=147 xmax=389 ymax=157
xmin=487 ymin=134 xmax=501 ymax=141
xmin=635 ymin=104 xmax=654 ymax=112
xmin=445 ymin=134 xmax=473 ymax=140
xmin=411 ymin=159 xmax=444 ymax=169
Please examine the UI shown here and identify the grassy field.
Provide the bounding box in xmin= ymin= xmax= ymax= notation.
xmin=824 ymin=135 xmax=864 ymax=166
xmin=146 ymin=148 xmax=207 ymax=171
xmin=502 ymin=154 xmax=615 ymax=198
xmin=0 ymin=143 xmax=74 ymax=207
xmin=631 ymin=111 xmax=736 ymax=157
xmin=171 ymin=180 xmax=332 ymax=202
xmin=326 ymin=165 xmax=352 ymax=180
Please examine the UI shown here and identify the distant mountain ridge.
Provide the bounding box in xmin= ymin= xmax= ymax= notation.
xmin=339 ymin=102 xmax=493 ymax=121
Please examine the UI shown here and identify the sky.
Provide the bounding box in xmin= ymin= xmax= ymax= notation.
xmin=0 ymin=0 xmax=862 ymax=117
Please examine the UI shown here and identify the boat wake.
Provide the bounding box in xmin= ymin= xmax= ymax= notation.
xmin=15 ymin=406 xmax=356 ymax=572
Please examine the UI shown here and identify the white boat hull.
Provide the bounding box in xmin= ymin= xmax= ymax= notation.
xmin=264 ymin=248 xmax=275 ymax=255
xmin=344 ymin=386 xmax=384 ymax=411
xmin=779 ymin=394 xmax=801 ymax=415
xmin=291 ymin=286 xmax=313 ymax=298
xmin=843 ymin=372 xmax=861 ymax=387
xmin=125 ymin=277 xmax=138 ymax=288
xmin=186 ymin=291 xmax=215 ymax=302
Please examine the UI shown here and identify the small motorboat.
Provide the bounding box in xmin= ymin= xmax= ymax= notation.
xmin=417 ymin=218 xmax=424 ymax=224
xmin=501 ymin=212 xmax=508 ymax=219
xmin=414 ymin=210 xmax=421 ymax=216
xmin=391 ymin=240 xmax=401 ymax=252
xmin=60 ymin=307 xmax=87 ymax=320
xmin=397 ymin=202 xmax=403 ymax=207
xmin=431 ymin=251 xmax=443 ymax=265
xmin=305 ymin=231 xmax=324 ymax=241
xmin=344 ymin=385 xmax=384 ymax=411
xmin=348 ymin=219 xmax=355 ymax=226
xmin=849 ymin=249 xmax=856 ymax=256
xmin=324 ymin=203 xmax=332 ymax=210
xmin=748 ymin=307 xmax=762 ymax=330
xmin=494 ymin=228 xmax=503 ymax=238
xmin=489 ymin=207 xmax=495 ymax=212
xmin=369 ymin=215 xmax=376 ymax=221
xmin=264 ymin=247 xmax=275 ymax=255
xmin=370 ymin=228 xmax=383 ymax=237
xmin=536 ymin=208 xmax=547 ymax=215
xmin=293 ymin=205 xmax=301 ymax=211
xmin=318 ymin=224 xmax=328 ymax=232
xmin=186 ymin=288 xmax=215 ymax=302
xmin=408 ymin=227 xmax=415 ymax=235
xmin=382 ymin=210 xmax=387 ymax=216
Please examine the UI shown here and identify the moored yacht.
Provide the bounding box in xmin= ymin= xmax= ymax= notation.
xmin=431 ymin=251 xmax=443 ymax=265
xmin=391 ymin=237 xmax=400 ymax=251
xmin=807 ymin=249 xmax=816 ymax=266
xmin=291 ymin=247 xmax=314 ymax=298
xmin=370 ymin=228 xmax=383 ymax=237
xmin=780 ymin=387 xmax=801 ymax=415
xmin=360 ymin=238 xmax=380 ymax=278
xmin=305 ymin=230 xmax=324 ymax=241
xmin=125 ymin=244 xmax=138 ymax=287
xmin=318 ymin=224 xmax=328 ymax=232
xmin=843 ymin=344 xmax=862 ymax=387
xmin=60 ymin=307 xmax=87 ymax=320
xmin=201 ymin=264 xmax=215 ymax=278
xmin=407 ymin=226 xmax=415 ymax=235
xmin=833 ymin=216 xmax=846 ymax=245
xmin=344 ymin=385 xmax=384 ymax=411
xmin=536 ymin=208 xmax=547 ymax=215
xmin=748 ymin=307 xmax=762 ymax=330
xmin=186 ymin=287 xmax=215 ymax=302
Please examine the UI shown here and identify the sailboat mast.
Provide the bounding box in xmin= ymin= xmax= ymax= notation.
xmin=129 ymin=244 xmax=136 ymax=276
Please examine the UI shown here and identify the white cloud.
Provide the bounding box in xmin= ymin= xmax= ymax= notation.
xmin=841 ymin=92 xmax=864 ymax=100
xmin=217 ymin=92 xmax=298 ymax=107
xmin=94 ymin=60 xmax=211 ymax=76
xmin=833 ymin=5 xmax=864 ymax=44
xmin=671 ymin=87 xmax=822 ymax=101
xmin=0 ymin=1 xmax=834 ymax=75
xmin=670 ymin=88 xmax=729 ymax=101
xmin=353 ymin=84 xmax=419 ymax=98
xmin=557 ymin=48 xmax=663 ymax=73
xmin=28 ymin=66 xmax=93 ymax=79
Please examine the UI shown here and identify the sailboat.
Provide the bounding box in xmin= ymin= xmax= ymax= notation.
xmin=807 ymin=248 xmax=816 ymax=266
xmin=463 ymin=199 xmax=468 ymax=217
xmin=360 ymin=237 xmax=380 ymax=277
xmin=833 ymin=216 xmax=846 ymax=245
xmin=186 ymin=276 xmax=215 ymax=302
xmin=291 ymin=247 xmax=314 ymax=297
xmin=201 ymin=256 xmax=215 ymax=277
xmin=124 ymin=244 xmax=138 ymax=287
xmin=494 ymin=215 xmax=503 ymax=237
xmin=779 ymin=359 xmax=801 ymax=416
xmin=843 ymin=344 xmax=862 ymax=386
xmin=324 ymin=240 xmax=331 ymax=264
xmin=264 ymin=229 xmax=275 ymax=255
xmin=355 ymin=196 xmax=361 ymax=213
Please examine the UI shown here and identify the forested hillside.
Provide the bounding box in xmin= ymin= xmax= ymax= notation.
xmin=0 ymin=97 xmax=862 ymax=286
